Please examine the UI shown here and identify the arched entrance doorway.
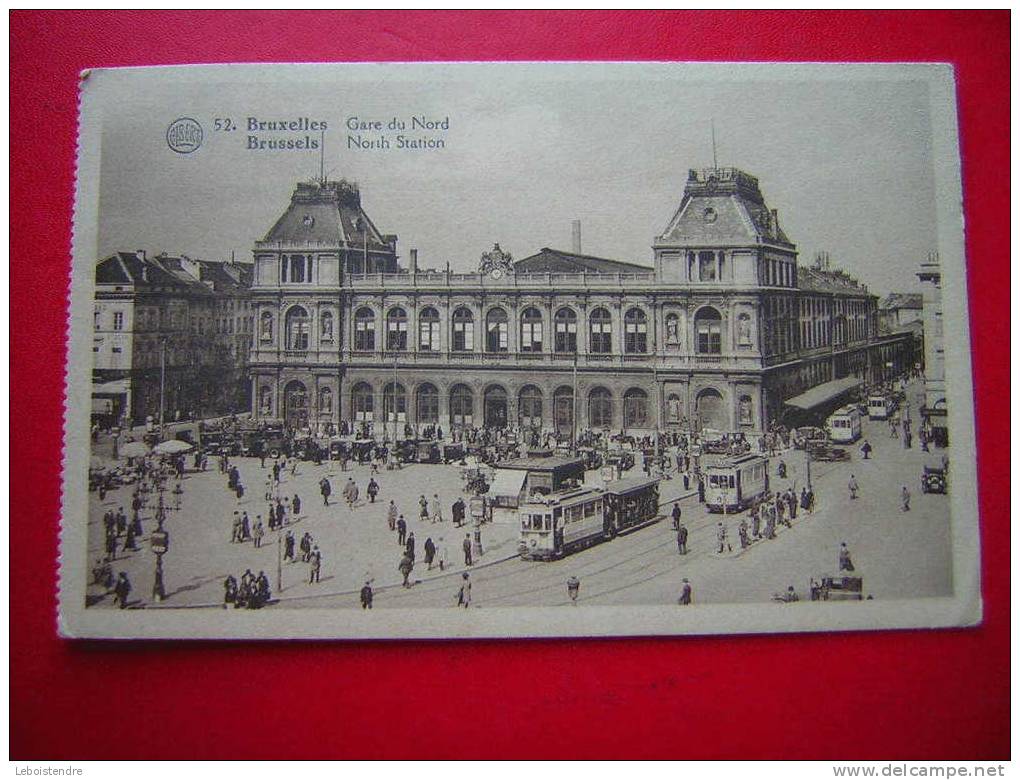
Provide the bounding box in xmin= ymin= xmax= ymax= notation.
xmin=553 ymin=386 xmax=574 ymax=436
xmin=696 ymin=388 xmax=727 ymax=431
xmin=484 ymin=385 xmax=508 ymax=429
xmin=283 ymin=380 xmax=309 ymax=430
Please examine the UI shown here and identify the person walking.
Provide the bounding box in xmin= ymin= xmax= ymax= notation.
xmin=398 ymin=552 xmax=414 ymax=588
xmin=320 ymin=476 xmax=332 ymax=507
xmin=456 ymin=572 xmax=472 ymax=607
xmin=716 ymin=522 xmax=731 ymax=554
xmin=424 ymin=536 xmax=437 ymax=570
xmin=671 ymin=502 xmax=682 ymax=531
xmin=838 ymin=542 xmax=855 ymax=572
xmin=418 ymin=494 xmax=429 ymax=522
xmin=114 ymin=572 xmax=132 ymax=609
xmin=405 ymin=531 xmax=416 ymax=563
xmin=431 ymin=494 xmax=443 ymax=524
xmin=566 ymin=575 xmax=580 ymax=605
xmin=284 ymin=530 xmax=295 ymax=562
xmin=437 ymin=536 xmax=449 ymax=572
xmin=463 ymin=533 xmax=473 ymax=566
xmin=292 ymin=494 xmax=301 ymax=517
xmin=387 ymin=500 xmax=398 ymax=532
xmin=678 ymin=578 xmax=692 ymax=606
xmin=300 ymin=532 xmax=313 ymax=563
xmin=223 ymin=575 xmax=238 ymax=608
xmin=396 ymin=515 xmax=407 ymax=547
xmin=360 ymin=581 xmax=374 ymax=609
xmin=309 ymin=546 xmax=322 ymax=583
xmin=848 ymin=475 xmax=859 ymax=500
xmin=676 ymin=523 xmax=688 ymax=555
xmin=901 ymin=485 xmax=911 ymax=512
xmin=860 ymin=440 xmax=873 ymax=460
xmin=241 ymin=512 xmax=251 ymax=541
xmin=367 ymin=477 xmax=379 ymax=504
xmin=253 ymin=519 xmax=265 ymax=549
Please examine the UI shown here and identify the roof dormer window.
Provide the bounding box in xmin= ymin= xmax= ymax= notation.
xmin=302 ymin=215 xmax=315 ymax=228
xmin=703 ymin=207 xmax=717 ymax=223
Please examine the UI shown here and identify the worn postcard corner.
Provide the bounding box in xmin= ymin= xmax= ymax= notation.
xmin=60 ymin=62 xmax=978 ymax=640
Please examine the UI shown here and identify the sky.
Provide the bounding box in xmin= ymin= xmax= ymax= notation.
xmin=95 ymin=64 xmax=946 ymax=295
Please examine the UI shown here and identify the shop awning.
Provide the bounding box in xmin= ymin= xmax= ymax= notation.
xmin=489 ymin=468 xmax=528 ymax=500
xmin=784 ymin=377 xmax=862 ymax=411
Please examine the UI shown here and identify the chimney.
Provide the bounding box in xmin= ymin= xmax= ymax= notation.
xmin=571 ymin=220 xmax=582 ymax=254
xmin=410 ymin=248 xmax=418 ymax=274
xmin=136 ymin=249 xmax=146 ymax=262
xmin=770 ymin=209 xmax=779 ymax=233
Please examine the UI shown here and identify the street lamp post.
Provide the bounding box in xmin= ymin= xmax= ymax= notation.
xmin=276 ymin=526 xmax=283 ymax=597
xmin=150 ymin=490 xmax=169 ymax=602
xmin=158 ymin=338 xmax=167 ymax=438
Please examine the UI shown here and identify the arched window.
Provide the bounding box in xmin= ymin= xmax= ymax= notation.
xmin=486 ymin=308 xmax=508 ymax=353
xmin=554 ymin=307 xmax=577 ymax=353
xmin=695 ymin=307 xmax=722 ymax=354
xmin=452 ymin=307 xmax=474 ymax=352
xmin=354 ymin=307 xmax=375 ymax=351
xmin=320 ymin=311 xmax=334 ymax=343
xmin=589 ymin=307 xmax=612 ymax=354
xmin=449 ymin=384 xmax=474 ymax=427
xmin=383 ymin=382 xmax=407 ymax=423
xmin=318 ymin=387 xmax=333 ymax=415
xmin=520 ymin=307 xmax=543 ymax=353
xmin=623 ymin=388 xmax=648 ymax=429
xmin=416 ymin=383 xmax=439 ymax=424
xmin=518 ymin=385 xmax=543 ymax=429
xmin=352 ymin=382 xmax=374 ymax=422
xmin=259 ymin=311 xmax=274 ymax=342
xmin=284 ymin=306 xmax=310 ymax=350
xmin=624 ymin=308 xmax=648 ymax=353
xmin=483 ymin=385 xmax=509 ymax=429
xmin=386 ymin=307 xmax=408 ymax=351
xmin=588 ymin=387 xmax=613 ymax=429
xmin=418 ymin=307 xmax=440 ymax=352
xmin=696 ymin=388 xmax=725 ymax=431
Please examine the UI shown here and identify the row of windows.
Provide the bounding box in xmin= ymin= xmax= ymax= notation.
xmin=262 ymin=305 xmax=733 ymax=356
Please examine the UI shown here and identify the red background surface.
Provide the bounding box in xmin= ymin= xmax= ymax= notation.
xmin=10 ymin=11 xmax=1009 ymax=760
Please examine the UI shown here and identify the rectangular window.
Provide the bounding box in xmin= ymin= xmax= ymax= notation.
xmin=355 ymin=320 xmax=375 ymax=351
xmin=625 ymin=322 xmax=647 ymax=353
xmin=521 ymin=322 xmax=542 ymax=352
xmin=698 ymin=251 xmax=717 ymax=282
xmin=387 ymin=320 xmax=407 ymax=351
xmin=113 ymin=312 xmax=124 ymax=331
xmin=453 ymin=321 xmax=473 ymax=351
xmin=555 ymin=321 xmax=577 ymax=353
xmin=419 ymin=321 xmax=440 ymax=352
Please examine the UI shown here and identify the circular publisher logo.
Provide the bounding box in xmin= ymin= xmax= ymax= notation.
xmin=166 ymin=117 xmax=203 ymax=154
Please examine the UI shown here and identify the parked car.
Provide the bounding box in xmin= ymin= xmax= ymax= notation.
xmin=921 ymin=464 xmax=948 ymax=494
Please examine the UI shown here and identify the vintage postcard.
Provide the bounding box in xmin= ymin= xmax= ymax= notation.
xmin=61 ymin=62 xmax=979 ymax=639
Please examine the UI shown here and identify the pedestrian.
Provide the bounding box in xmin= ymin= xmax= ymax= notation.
xmin=360 ymin=581 xmax=373 ymax=609
xmin=419 ymin=494 xmax=429 ymax=522
xmin=300 ymin=532 xmax=312 ymax=562
xmin=676 ymin=523 xmax=688 ymax=555
xmin=253 ymin=519 xmax=264 ymax=548
xmin=861 ymin=440 xmax=872 ymax=460
xmin=367 ymin=478 xmax=379 ymax=504
xmin=320 ymin=476 xmax=332 ymax=506
xmin=114 ymin=572 xmax=131 ymax=609
xmin=750 ymin=507 xmax=761 ymax=539
xmin=241 ymin=512 xmax=251 ymax=541
xmin=716 ymin=522 xmax=731 ymax=554
xmin=105 ymin=530 xmax=118 ymax=561
xmin=387 ymin=500 xmax=398 ymax=532
xmin=398 ymin=553 xmax=414 ymax=588
xmin=223 ymin=575 xmax=238 ymax=608
xmin=671 ymin=502 xmax=682 ymax=531
xmin=284 ymin=530 xmax=295 ymax=562
xmin=463 ymin=533 xmax=473 ymax=566
xmin=838 ymin=542 xmax=855 ymax=572
xmin=800 ymin=487 xmax=810 ymax=514
xmin=678 ymin=578 xmax=692 ymax=606
xmin=566 ymin=575 xmax=580 ymax=605
xmin=397 ymin=515 xmax=407 ymax=547
xmin=848 ymin=475 xmax=859 ymax=500
xmin=901 ymin=485 xmax=911 ymax=512
xmin=405 ymin=531 xmax=416 ymax=562
xmin=345 ymin=478 xmax=359 ymax=510
xmin=309 ymin=546 xmax=322 ymax=583
xmin=424 ymin=536 xmax=436 ymax=570
xmin=432 ymin=494 xmax=443 ymax=524
xmin=292 ymin=494 xmax=301 ymax=517
xmin=456 ymin=572 xmax=472 ymax=607
xmin=235 ymin=482 xmax=244 ymax=501
xmin=738 ymin=519 xmax=749 ymax=549
xmin=256 ymin=571 xmax=271 ymax=607
xmin=116 ymin=508 xmax=127 ymax=537
xmin=124 ymin=522 xmax=138 ymax=551
xmin=437 ymin=536 xmax=449 ymax=572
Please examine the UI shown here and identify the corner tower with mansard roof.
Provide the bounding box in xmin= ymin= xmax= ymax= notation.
xmin=249 ymin=178 xmax=399 ymax=430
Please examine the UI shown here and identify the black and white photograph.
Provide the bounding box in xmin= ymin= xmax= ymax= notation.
xmin=61 ymin=62 xmax=979 ymax=638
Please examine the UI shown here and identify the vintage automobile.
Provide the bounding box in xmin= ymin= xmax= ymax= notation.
xmin=807 ymin=442 xmax=851 ymax=462
xmin=792 ymin=426 xmax=828 ymax=450
xmin=921 ymin=464 xmax=948 ymax=494
xmin=442 ymin=443 xmax=466 ymax=464
xmin=200 ymin=430 xmax=239 ymax=456
xmin=576 ymin=446 xmax=604 ymax=471
xmin=809 ymin=574 xmax=864 ymax=601
xmin=415 ymin=440 xmax=442 ymax=464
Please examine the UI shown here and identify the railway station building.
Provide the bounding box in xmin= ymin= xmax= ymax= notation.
xmin=248 ymin=167 xmax=914 ymax=439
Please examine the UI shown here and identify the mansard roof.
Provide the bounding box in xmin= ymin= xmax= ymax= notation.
xmin=880 ymin=292 xmax=923 ymax=311
xmin=515 ymin=247 xmax=652 ymax=274
xmin=261 ymin=179 xmax=395 ymax=251
xmin=657 ymin=167 xmax=793 ymax=248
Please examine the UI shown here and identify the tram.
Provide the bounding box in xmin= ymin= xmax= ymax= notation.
xmin=867 ymin=395 xmax=896 ymax=420
xmin=519 ymin=477 xmax=661 ymax=560
xmin=826 ymin=405 xmax=863 ymax=443
xmin=703 ymin=454 xmax=770 ymax=513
